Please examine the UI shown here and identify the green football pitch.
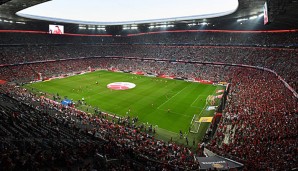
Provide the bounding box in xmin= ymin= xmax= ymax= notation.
xmin=24 ymin=70 xmax=224 ymax=144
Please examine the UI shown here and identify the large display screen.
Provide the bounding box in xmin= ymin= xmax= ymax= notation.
xmin=49 ymin=24 xmax=64 ymax=34
xmin=263 ymin=2 xmax=269 ymax=25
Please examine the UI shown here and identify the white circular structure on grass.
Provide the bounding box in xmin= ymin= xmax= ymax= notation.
xmin=107 ymin=82 xmax=136 ymax=90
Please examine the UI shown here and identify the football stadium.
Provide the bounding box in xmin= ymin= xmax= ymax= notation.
xmin=0 ymin=0 xmax=297 ymax=170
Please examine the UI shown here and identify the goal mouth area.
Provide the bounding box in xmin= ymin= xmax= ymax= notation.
xmin=190 ymin=115 xmax=214 ymax=133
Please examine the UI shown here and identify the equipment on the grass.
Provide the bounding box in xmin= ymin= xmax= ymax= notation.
xmin=190 ymin=116 xmax=214 ymax=133
xmin=206 ymin=95 xmax=216 ymax=105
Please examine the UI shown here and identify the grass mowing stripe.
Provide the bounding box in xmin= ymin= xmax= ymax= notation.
xmin=157 ymin=83 xmax=191 ymax=110
xmin=24 ymin=70 xmax=223 ymax=146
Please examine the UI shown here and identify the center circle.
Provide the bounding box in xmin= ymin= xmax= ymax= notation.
xmin=107 ymin=82 xmax=136 ymax=90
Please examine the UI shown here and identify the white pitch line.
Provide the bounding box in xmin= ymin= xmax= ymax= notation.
xmin=190 ymin=94 xmax=204 ymax=108
xmin=196 ymin=87 xmax=218 ymax=119
xmin=197 ymin=103 xmax=207 ymax=118
xmin=157 ymin=84 xmax=190 ymax=110
xmin=187 ymin=88 xmax=218 ymax=136
xmin=196 ymin=122 xmax=202 ymax=133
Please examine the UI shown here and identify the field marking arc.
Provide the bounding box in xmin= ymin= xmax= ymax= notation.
xmin=30 ymin=71 xmax=222 ymax=140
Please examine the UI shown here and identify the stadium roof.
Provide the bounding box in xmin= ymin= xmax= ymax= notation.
xmin=0 ymin=0 xmax=298 ymax=30
xmin=15 ymin=0 xmax=239 ymax=25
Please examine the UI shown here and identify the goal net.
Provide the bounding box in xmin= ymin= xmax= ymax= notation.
xmin=190 ymin=116 xmax=214 ymax=133
xmin=190 ymin=120 xmax=201 ymax=133
xmin=190 ymin=114 xmax=201 ymax=133
xmin=190 ymin=94 xmax=218 ymax=134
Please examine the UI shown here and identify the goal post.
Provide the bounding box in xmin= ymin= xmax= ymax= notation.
xmin=190 ymin=120 xmax=201 ymax=133
xmin=190 ymin=94 xmax=218 ymax=134
xmin=190 ymin=114 xmax=201 ymax=133
xmin=190 ymin=116 xmax=214 ymax=133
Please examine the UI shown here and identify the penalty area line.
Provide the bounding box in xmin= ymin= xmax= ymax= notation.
xmin=190 ymin=95 xmax=205 ymax=108
xmin=157 ymin=84 xmax=190 ymax=110
xmin=187 ymin=88 xmax=218 ymax=136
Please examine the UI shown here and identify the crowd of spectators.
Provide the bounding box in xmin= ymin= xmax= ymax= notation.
xmin=0 ymin=58 xmax=231 ymax=85
xmin=1 ymin=31 xmax=297 ymax=47
xmin=0 ymin=31 xmax=297 ymax=170
xmin=0 ymin=56 xmax=297 ymax=170
xmin=0 ymin=82 xmax=199 ymax=171
xmin=123 ymin=31 xmax=298 ymax=47
xmin=0 ymin=93 xmax=104 ymax=171
xmin=1 ymin=43 xmax=297 ymax=91
xmin=207 ymin=68 xmax=297 ymax=170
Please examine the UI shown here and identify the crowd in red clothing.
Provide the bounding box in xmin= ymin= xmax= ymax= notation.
xmin=1 ymin=44 xmax=297 ymax=92
xmin=207 ymin=68 xmax=297 ymax=170
xmin=0 ymin=58 xmax=232 ymax=86
xmin=1 ymin=31 xmax=297 ymax=46
xmin=0 ymin=31 xmax=297 ymax=170
xmin=1 ymin=82 xmax=199 ymax=170
xmin=0 ymin=56 xmax=297 ymax=170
